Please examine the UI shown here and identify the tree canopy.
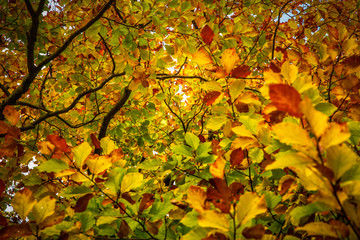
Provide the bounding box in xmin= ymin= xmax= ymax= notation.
xmin=1 ymin=0 xmax=360 ymax=239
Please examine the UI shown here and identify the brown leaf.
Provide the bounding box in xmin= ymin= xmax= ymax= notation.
xmin=0 ymin=223 xmax=32 ymax=240
xmin=117 ymin=220 xmax=131 ymax=238
xmin=3 ymin=105 xmax=20 ymax=126
xmin=274 ymin=204 xmax=288 ymax=214
xmin=40 ymin=211 xmax=65 ymax=229
xmin=327 ymin=25 xmax=339 ymax=40
xmin=315 ymin=164 xmax=334 ymax=182
xmin=279 ymin=178 xmax=295 ymax=195
xmin=145 ymin=219 xmax=163 ymax=235
xmin=0 ymin=121 xmax=9 ymax=135
xmin=201 ymin=25 xmax=215 ymax=45
xmin=122 ymin=192 xmax=136 ymax=205
xmin=90 ymin=133 xmax=101 ymax=149
xmin=231 ymin=65 xmax=251 ymax=78
xmin=207 ymin=178 xmax=231 ymax=213
xmin=344 ymin=55 xmax=360 ymax=69
xmin=0 ymin=214 xmax=8 ymax=226
xmin=47 ymin=134 xmax=70 ymax=153
xmin=0 ymin=135 xmax=17 ymax=157
xmin=235 ymin=102 xmax=249 ymax=113
xmin=204 ymin=91 xmax=221 ymax=106
xmin=242 ymin=224 xmax=265 ymax=239
xmin=269 ymin=84 xmax=303 ymax=118
xmin=139 ymin=193 xmax=155 ymax=213
xmin=74 ymin=194 xmax=93 ymax=212
xmin=230 ymin=148 xmax=244 ymax=167
xmin=203 ymin=232 xmax=228 ymax=240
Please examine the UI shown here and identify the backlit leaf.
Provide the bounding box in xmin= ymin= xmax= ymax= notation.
xmin=319 ymin=123 xmax=351 ymax=150
xmin=186 ymin=186 xmax=207 ymax=212
xmin=281 ymin=61 xmax=298 ymax=84
xmin=269 ymin=84 xmax=302 ymax=118
xmin=231 ymin=65 xmax=251 ymax=79
xmin=185 ymin=132 xmax=200 ymax=150
xmin=272 ymin=122 xmax=313 ymax=147
xmin=236 ymin=192 xmax=267 ymax=225
xmin=192 ymin=47 xmax=213 ymax=66
xmin=38 ymin=159 xmax=69 ymax=173
xmin=295 ymin=222 xmax=349 ymax=238
xmin=201 ymin=25 xmax=215 ymax=45
xmin=3 ymin=105 xmax=19 ymax=126
xmin=327 ymin=145 xmax=358 ymax=180
xmin=47 ymin=134 xmax=70 ymax=153
xmin=73 ymin=141 xmax=92 ymax=168
xmin=229 ymin=80 xmax=245 ymax=101
xmin=221 ymin=48 xmax=239 ymax=74
xmin=11 ymin=188 xmax=37 ymax=221
xmin=121 ymin=172 xmax=143 ymax=193
xmin=32 ymin=196 xmax=56 ymax=225
xmin=86 ymin=155 xmax=112 ymax=175
xmin=198 ymin=210 xmax=229 ymax=232
xmin=100 ymin=136 xmax=115 ymax=155
xmin=210 ymin=156 xmax=226 ymax=178
xmin=300 ymin=97 xmax=328 ymax=138
xmin=203 ymin=91 xmax=221 ymax=106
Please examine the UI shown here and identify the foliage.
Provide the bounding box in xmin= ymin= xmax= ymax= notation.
xmin=0 ymin=0 xmax=360 ymax=239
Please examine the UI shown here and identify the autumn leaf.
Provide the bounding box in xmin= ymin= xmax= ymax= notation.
xmin=204 ymin=91 xmax=221 ymax=106
xmin=242 ymin=224 xmax=265 ymax=239
xmin=86 ymin=155 xmax=112 ymax=175
xmin=192 ymin=47 xmax=213 ymax=66
xmin=272 ymin=122 xmax=313 ymax=148
xmin=74 ymin=193 xmax=93 ymax=212
xmin=281 ymin=61 xmax=298 ymax=84
xmin=121 ymin=172 xmax=143 ymax=193
xmin=3 ymin=105 xmax=20 ymax=126
xmin=230 ymin=148 xmax=244 ymax=167
xmin=186 ymin=186 xmax=207 ymax=212
xmin=198 ymin=210 xmax=229 ymax=232
xmin=11 ymin=188 xmax=37 ymax=221
xmin=73 ymin=141 xmax=92 ymax=168
xmin=300 ymin=97 xmax=328 ymax=138
xmin=231 ymin=65 xmax=251 ymax=79
xmin=90 ymin=133 xmax=101 ymax=149
xmin=319 ymin=123 xmax=351 ymax=150
xmin=236 ymin=192 xmax=267 ymax=225
xmin=47 ymin=134 xmax=70 ymax=153
xmin=201 ymin=25 xmax=215 ymax=45
xmin=269 ymin=84 xmax=303 ymax=117
xmin=221 ymin=48 xmax=239 ymax=74
xmin=210 ymin=156 xmax=226 ymax=179
xmin=229 ymin=80 xmax=245 ymax=101
xmin=32 ymin=195 xmax=56 ymax=225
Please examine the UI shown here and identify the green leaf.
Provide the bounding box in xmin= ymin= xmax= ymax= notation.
xmin=138 ymin=159 xmax=162 ymax=170
xmin=171 ymin=144 xmax=193 ymax=157
xmin=73 ymin=141 xmax=92 ymax=168
xmin=105 ymin=167 xmax=126 ymax=194
xmin=264 ymin=191 xmax=282 ymax=209
xmin=181 ymin=1 xmax=192 ymax=12
xmin=229 ymin=80 xmax=245 ymax=101
xmin=327 ymin=145 xmax=358 ymax=180
xmin=249 ymin=148 xmax=264 ymax=163
xmin=38 ymin=159 xmax=69 ymax=173
xmin=314 ymin=102 xmax=337 ymax=116
xmin=79 ymin=212 xmax=96 ymax=232
xmin=290 ymin=202 xmax=331 ymax=225
xmin=185 ymin=132 xmax=200 ymax=151
xmin=120 ymin=172 xmax=143 ymax=193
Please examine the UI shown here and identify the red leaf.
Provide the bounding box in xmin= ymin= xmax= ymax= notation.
xmin=0 ymin=179 xmax=5 ymax=197
xmin=198 ymin=134 xmax=206 ymax=143
xmin=201 ymin=25 xmax=215 ymax=45
xmin=90 ymin=133 xmax=101 ymax=149
xmin=139 ymin=193 xmax=155 ymax=213
xmin=269 ymin=84 xmax=303 ymax=118
xmin=74 ymin=194 xmax=93 ymax=212
xmin=207 ymin=178 xmax=231 ymax=213
xmin=230 ymin=148 xmax=244 ymax=166
xmin=231 ymin=65 xmax=251 ymax=78
xmin=204 ymin=91 xmax=221 ymax=106
xmin=270 ymin=61 xmax=281 ymax=73
xmin=242 ymin=224 xmax=265 ymax=239
xmin=47 ymin=134 xmax=70 ymax=153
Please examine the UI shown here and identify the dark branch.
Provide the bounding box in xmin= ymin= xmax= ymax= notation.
xmin=98 ymin=33 xmax=116 ymax=74
xmin=97 ymin=87 xmax=131 ymax=140
xmin=157 ymin=74 xmax=209 ymax=82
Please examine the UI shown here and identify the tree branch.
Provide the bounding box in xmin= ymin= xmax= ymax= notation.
xmin=20 ymin=73 xmax=124 ymax=131
xmin=96 ymin=86 xmax=132 ymax=152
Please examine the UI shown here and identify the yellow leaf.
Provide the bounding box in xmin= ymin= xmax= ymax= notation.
xmin=32 ymin=196 xmax=56 ymax=225
xmin=198 ymin=210 xmax=229 ymax=232
xmin=201 ymin=81 xmax=222 ymax=92
xmin=186 ymin=186 xmax=207 ymax=212
xmin=327 ymin=145 xmax=358 ymax=180
xmin=121 ymin=172 xmax=143 ymax=193
xmin=210 ymin=156 xmax=226 ymax=179
xmin=229 ymin=80 xmax=245 ymax=101
xmin=272 ymin=122 xmax=313 ymax=147
xmin=100 ymin=136 xmax=115 ymax=155
xmin=86 ymin=155 xmax=112 ymax=175
xmin=37 ymin=141 xmax=55 ymax=155
xmin=264 ymin=69 xmax=282 ymax=84
xmin=221 ymin=48 xmax=239 ymax=74
xmin=192 ymin=47 xmax=213 ymax=66
xmin=231 ymin=137 xmax=256 ymax=149
xmin=300 ymin=97 xmax=328 ymax=138
xmin=320 ymin=123 xmax=351 ymax=150
xmin=266 ymin=152 xmax=312 ymax=171
xmin=73 ymin=141 xmax=92 ymax=168
xmin=236 ymin=192 xmax=267 ymax=225
xmin=231 ymin=125 xmax=256 ymax=139
xmin=281 ymin=61 xmax=298 ymax=84
xmin=295 ymin=222 xmax=349 ymax=239
xmin=11 ymin=188 xmax=37 ymax=221
xmin=206 ymin=116 xmax=227 ymax=131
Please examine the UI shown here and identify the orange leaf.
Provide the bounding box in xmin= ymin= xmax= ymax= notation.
xmin=139 ymin=193 xmax=155 ymax=213
xmin=203 ymin=91 xmax=221 ymax=106
xmin=186 ymin=186 xmax=207 ymax=212
xmin=230 ymin=148 xmax=244 ymax=167
xmin=269 ymin=84 xmax=303 ymax=118
xmin=47 ymin=134 xmax=70 ymax=153
xmin=0 ymin=223 xmax=32 ymax=239
xmin=192 ymin=47 xmax=213 ymax=66
xmin=221 ymin=48 xmax=239 ymax=74
xmin=242 ymin=224 xmax=265 ymax=239
xmin=3 ymin=105 xmax=20 ymax=126
xmin=201 ymin=25 xmax=215 ymax=45
xmin=0 ymin=121 xmax=9 ymax=135
xmin=210 ymin=156 xmax=226 ymax=178
xmin=231 ymin=65 xmax=251 ymax=78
